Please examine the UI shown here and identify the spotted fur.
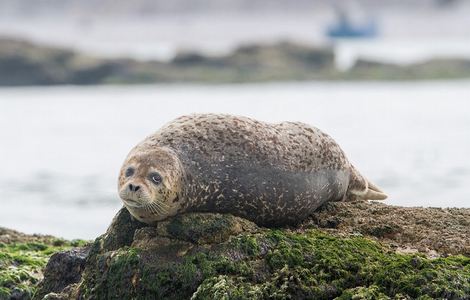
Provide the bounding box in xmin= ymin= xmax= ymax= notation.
xmin=118 ymin=113 xmax=387 ymax=226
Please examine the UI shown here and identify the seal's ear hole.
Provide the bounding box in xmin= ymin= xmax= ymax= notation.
xmin=149 ymin=172 xmax=163 ymax=185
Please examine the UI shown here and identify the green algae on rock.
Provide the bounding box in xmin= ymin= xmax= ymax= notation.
xmin=307 ymin=201 xmax=470 ymax=257
xmin=35 ymin=206 xmax=470 ymax=300
xmin=0 ymin=228 xmax=86 ymax=300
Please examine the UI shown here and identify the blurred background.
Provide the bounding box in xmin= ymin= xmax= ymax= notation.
xmin=0 ymin=0 xmax=469 ymax=239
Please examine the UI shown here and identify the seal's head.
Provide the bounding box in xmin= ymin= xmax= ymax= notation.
xmin=118 ymin=146 xmax=184 ymax=224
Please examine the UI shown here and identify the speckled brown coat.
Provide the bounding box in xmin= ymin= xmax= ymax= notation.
xmin=131 ymin=113 xmax=386 ymax=226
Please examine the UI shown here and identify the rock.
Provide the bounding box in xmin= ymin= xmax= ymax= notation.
xmin=34 ymin=248 xmax=90 ymax=299
xmin=99 ymin=206 xmax=147 ymax=252
xmin=0 ymin=228 xmax=57 ymax=245
xmin=0 ymin=38 xmax=120 ymax=86
xmin=3 ymin=37 xmax=470 ymax=86
xmin=155 ymin=213 xmax=258 ymax=245
xmin=34 ymin=205 xmax=470 ymax=299
xmin=307 ymin=201 xmax=470 ymax=257
xmin=70 ymin=209 xmax=264 ymax=299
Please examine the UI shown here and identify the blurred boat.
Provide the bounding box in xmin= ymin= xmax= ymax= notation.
xmin=326 ymin=8 xmax=378 ymax=39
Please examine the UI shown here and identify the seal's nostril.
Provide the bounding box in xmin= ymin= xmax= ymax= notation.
xmin=128 ymin=183 xmax=141 ymax=192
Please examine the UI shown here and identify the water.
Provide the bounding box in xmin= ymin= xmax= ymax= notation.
xmin=1 ymin=81 xmax=469 ymax=239
xmin=1 ymin=9 xmax=470 ymax=64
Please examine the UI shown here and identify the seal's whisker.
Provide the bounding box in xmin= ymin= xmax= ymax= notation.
xmin=144 ymin=202 xmax=154 ymax=213
xmin=153 ymin=199 xmax=170 ymax=208
xmin=148 ymin=203 xmax=158 ymax=215
xmin=143 ymin=203 xmax=151 ymax=213
xmin=155 ymin=203 xmax=168 ymax=214
xmin=152 ymin=201 xmax=168 ymax=213
xmin=152 ymin=202 xmax=164 ymax=214
xmin=149 ymin=202 xmax=165 ymax=215
xmin=157 ymin=203 xmax=168 ymax=214
xmin=151 ymin=201 xmax=163 ymax=210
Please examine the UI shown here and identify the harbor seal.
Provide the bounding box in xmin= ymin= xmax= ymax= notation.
xmin=118 ymin=113 xmax=387 ymax=226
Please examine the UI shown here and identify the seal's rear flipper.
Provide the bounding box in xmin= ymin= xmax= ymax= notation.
xmin=363 ymin=185 xmax=388 ymax=200
xmin=348 ymin=182 xmax=388 ymax=201
xmin=367 ymin=181 xmax=385 ymax=193
xmin=347 ymin=165 xmax=388 ymax=201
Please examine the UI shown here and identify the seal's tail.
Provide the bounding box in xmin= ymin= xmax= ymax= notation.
xmin=347 ymin=165 xmax=388 ymax=201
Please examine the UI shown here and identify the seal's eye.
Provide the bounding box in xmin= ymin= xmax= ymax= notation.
xmin=149 ymin=172 xmax=162 ymax=185
xmin=125 ymin=167 xmax=134 ymax=177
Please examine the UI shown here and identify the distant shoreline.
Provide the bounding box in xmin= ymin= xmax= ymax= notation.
xmin=2 ymin=37 xmax=470 ymax=86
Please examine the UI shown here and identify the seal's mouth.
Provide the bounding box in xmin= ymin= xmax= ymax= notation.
xmin=122 ymin=198 xmax=141 ymax=207
xmin=119 ymin=188 xmax=148 ymax=208
xmin=121 ymin=197 xmax=171 ymax=216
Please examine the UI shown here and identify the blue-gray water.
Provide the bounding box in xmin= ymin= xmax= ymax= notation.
xmin=1 ymin=81 xmax=469 ymax=239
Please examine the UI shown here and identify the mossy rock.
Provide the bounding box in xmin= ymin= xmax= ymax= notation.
xmin=0 ymin=229 xmax=87 ymax=300
xmin=34 ymin=207 xmax=470 ymax=299
xmin=156 ymin=213 xmax=258 ymax=244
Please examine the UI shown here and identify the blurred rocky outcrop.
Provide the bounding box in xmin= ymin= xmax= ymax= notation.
xmin=2 ymin=38 xmax=470 ymax=86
